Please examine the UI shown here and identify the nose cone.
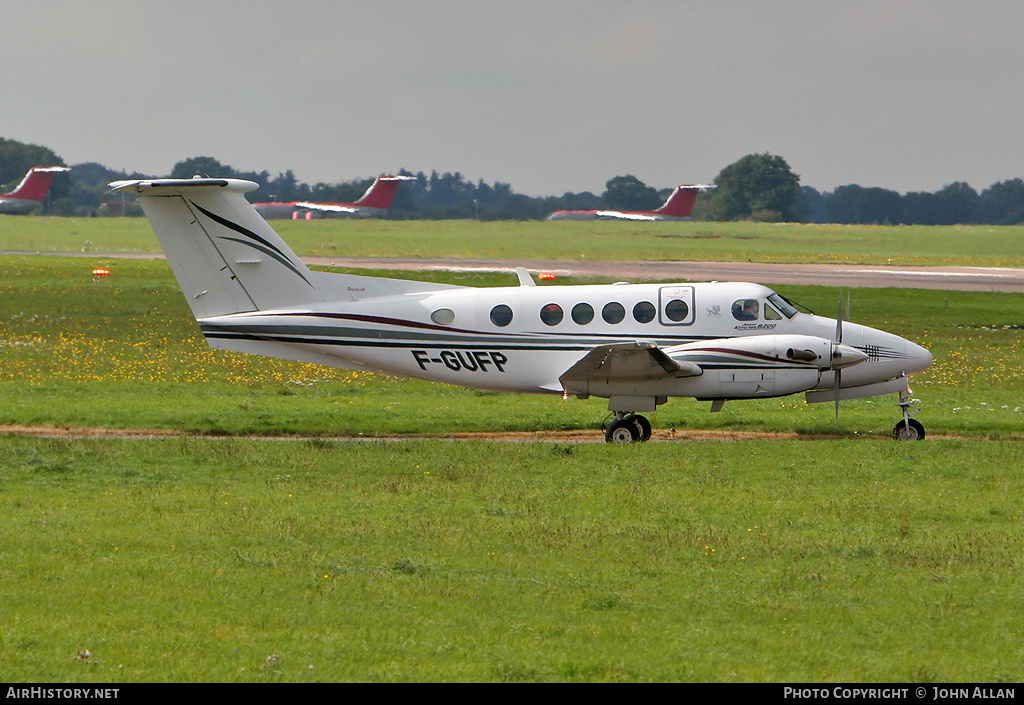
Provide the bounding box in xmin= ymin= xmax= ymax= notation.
xmin=832 ymin=343 xmax=868 ymax=369
xmin=905 ymin=340 xmax=933 ymax=375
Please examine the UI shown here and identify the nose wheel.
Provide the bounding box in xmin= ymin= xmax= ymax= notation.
xmin=893 ymin=389 xmax=925 ymax=441
xmin=893 ymin=418 xmax=925 ymax=441
xmin=605 ymin=413 xmax=653 ymax=443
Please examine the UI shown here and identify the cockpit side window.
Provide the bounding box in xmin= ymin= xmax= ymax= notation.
xmin=766 ymin=293 xmax=798 ymax=319
xmin=731 ymin=299 xmax=759 ymax=321
xmin=764 ymin=304 xmax=782 ymax=321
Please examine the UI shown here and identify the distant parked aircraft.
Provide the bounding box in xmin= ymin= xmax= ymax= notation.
xmin=546 ymin=184 xmax=711 ymax=221
xmin=0 ymin=166 xmax=70 ymax=214
xmin=253 ymin=174 xmax=412 ymax=219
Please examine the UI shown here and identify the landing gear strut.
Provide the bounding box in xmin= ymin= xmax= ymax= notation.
xmin=605 ymin=412 xmax=652 ymax=443
xmin=893 ymin=390 xmax=925 ymax=441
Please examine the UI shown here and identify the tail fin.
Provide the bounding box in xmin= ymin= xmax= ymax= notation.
xmin=652 ymin=185 xmax=708 ymax=218
xmin=4 ymin=166 xmax=69 ymax=200
xmin=352 ymin=175 xmax=412 ymax=209
xmin=109 ymin=178 xmax=324 ymax=319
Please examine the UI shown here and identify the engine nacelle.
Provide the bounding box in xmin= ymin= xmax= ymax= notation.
xmin=666 ymin=334 xmax=865 ymax=372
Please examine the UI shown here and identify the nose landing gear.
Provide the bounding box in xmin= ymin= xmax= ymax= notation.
xmin=893 ymin=390 xmax=925 ymax=440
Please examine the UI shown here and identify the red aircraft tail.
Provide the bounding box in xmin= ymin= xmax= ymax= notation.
xmin=352 ymin=175 xmax=412 ymax=209
xmin=651 ymin=185 xmax=705 ymax=218
xmin=4 ymin=167 xmax=69 ymax=201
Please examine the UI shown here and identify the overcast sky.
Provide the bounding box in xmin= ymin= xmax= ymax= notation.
xmin=6 ymin=1 xmax=1024 ymax=197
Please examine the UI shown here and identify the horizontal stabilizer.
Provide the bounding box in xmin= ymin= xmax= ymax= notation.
xmin=109 ymin=178 xmax=324 ymax=318
xmin=4 ymin=166 xmax=70 ymax=201
xmin=652 ymin=184 xmax=713 ymax=218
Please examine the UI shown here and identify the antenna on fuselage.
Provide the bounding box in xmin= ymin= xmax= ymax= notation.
xmin=515 ymin=267 xmax=536 ymax=287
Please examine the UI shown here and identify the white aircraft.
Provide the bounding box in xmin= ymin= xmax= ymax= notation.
xmin=110 ymin=177 xmax=933 ymax=442
xmin=546 ymin=184 xmax=710 ymax=221
xmin=0 ymin=166 xmax=70 ymax=214
xmin=253 ymin=174 xmax=412 ymax=219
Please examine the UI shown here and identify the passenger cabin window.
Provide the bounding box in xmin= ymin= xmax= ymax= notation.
xmin=732 ymin=299 xmax=759 ymax=321
xmin=633 ymin=301 xmax=656 ymax=323
xmin=431 ymin=308 xmax=455 ymax=325
xmin=540 ymin=303 xmax=563 ymax=326
xmin=602 ymin=302 xmax=625 ymax=324
xmin=665 ymin=299 xmax=689 ymax=322
xmin=490 ymin=304 xmax=513 ymax=327
xmin=572 ymin=303 xmax=594 ymax=325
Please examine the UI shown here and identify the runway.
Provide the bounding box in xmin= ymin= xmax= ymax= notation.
xmin=6 ymin=251 xmax=1024 ymax=292
xmin=303 ymin=256 xmax=1024 ymax=293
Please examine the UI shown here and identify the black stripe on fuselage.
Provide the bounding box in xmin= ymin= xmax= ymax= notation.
xmin=199 ymin=322 xmax=709 ymax=348
xmin=852 ymin=346 xmax=908 ymax=361
xmin=200 ymin=310 xmax=716 ymax=347
xmin=203 ymin=329 xmax=602 ymax=352
xmin=200 ymin=330 xmax=820 ymax=372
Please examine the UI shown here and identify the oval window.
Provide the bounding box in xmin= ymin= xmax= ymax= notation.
xmin=540 ymin=303 xmax=563 ymax=326
xmin=602 ymin=302 xmax=625 ymax=324
xmin=665 ymin=299 xmax=689 ymax=322
xmin=633 ymin=301 xmax=656 ymax=323
xmin=490 ymin=304 xmax=513 ymax=327
xmin=571 ymin=302 xmax=594 ymax=325
xmin=731 ymin=299 xmax=759 ymax=321
xmin=430 ymin=308 xmax=455 ymax=325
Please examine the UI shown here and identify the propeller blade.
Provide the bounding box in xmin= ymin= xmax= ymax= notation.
xmin=834 ymin=369 xmax=841 ymax=423
xmin=835 ymin=294 xmax=844 ymax=344
xmin=833 ymin=291 xmax=848 ymax=424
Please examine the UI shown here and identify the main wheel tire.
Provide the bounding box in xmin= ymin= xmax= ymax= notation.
xmin=892 ymin=418 xmax=925 ymax=441
xmin=625 ymin=414 xmax=653 ymax=442
xmin=606 ymin=417 xmax=641 ymax=443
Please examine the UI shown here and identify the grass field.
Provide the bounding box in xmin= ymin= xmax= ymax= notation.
xmin=3 ymin=436 xmax=1024 ymax=682
xmin=1 ymin=256 xmax=1021 ymax=439
xmin=1 ymin=220 xmax=1022 ymax=682
xmin=3 ymin=216 xmax=1024 ymax=267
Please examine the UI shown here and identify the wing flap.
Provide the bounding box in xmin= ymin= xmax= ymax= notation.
xmin=559 ymin=342 xmax=701 ymax=396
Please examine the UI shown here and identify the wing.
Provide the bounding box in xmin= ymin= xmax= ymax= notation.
xmin=294 ymin=202 xmax=358 ymax=213
xmin=559 ymin=342 xmax=702 ymax=397
xmin=594 ymin=210 xmax=657 ymax=221
xmin=558 ymin=334 xmax=864 ymax=404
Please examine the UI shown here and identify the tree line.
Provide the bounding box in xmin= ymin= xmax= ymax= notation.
xmin=2 ymin=137 xmax=1023 ymax=225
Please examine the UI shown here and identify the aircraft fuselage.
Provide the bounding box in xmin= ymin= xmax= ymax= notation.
xmin=0 ymin=198 xmax=43 ymax=215
xmin=199 ymin=280 xmax=931 ymax=400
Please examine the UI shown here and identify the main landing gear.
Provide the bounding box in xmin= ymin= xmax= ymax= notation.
xmin=603 ymin=390 xmax=927 ymax=443
xmin=893 ymin=390 xmax=926 ymax=441
xmin=605 ymin=412 xmax=652 ymax=443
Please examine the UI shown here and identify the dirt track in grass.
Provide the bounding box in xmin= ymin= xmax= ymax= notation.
xmin=0 ymin=424 xmax=978 ymax=442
